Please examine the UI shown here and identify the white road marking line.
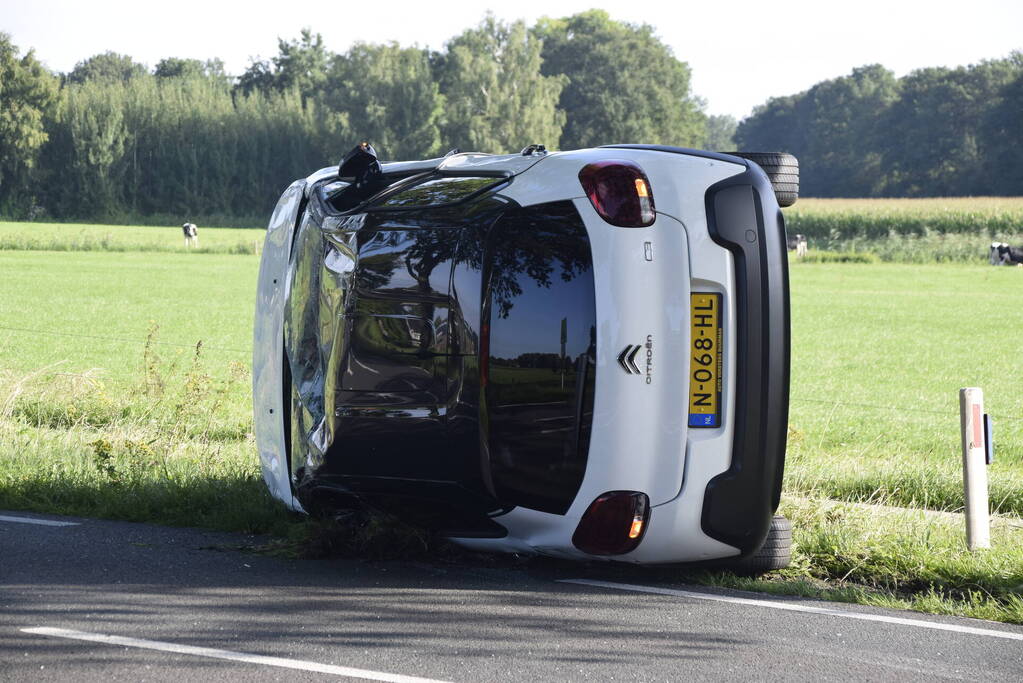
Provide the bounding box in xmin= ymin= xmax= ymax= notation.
xmin=559 ymin=579 xmax=1023 ymax=642
xmin=21 ymin=627 xmax=451 ymax=682
xmin=0 ymin=515 xmax=79 ymax=527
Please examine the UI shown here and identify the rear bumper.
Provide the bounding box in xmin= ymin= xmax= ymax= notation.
xmin=700 ymin=164 xmax=790 ymax=555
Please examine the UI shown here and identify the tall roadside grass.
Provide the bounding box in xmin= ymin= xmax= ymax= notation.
xmin=0 ymin=221 xmax=265 ymax=254
xmin=0 ymin=325 xmax=290 ymax=534
xmin=2 ymin=213 xmax=265 ymax=229
xmin=787 ymin=198 xmax=1023 ymax=263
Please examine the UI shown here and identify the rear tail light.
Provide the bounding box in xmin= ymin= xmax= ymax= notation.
xmin=578 ymin=161 xmax=656 ymax=227
xmin=572 ymin=491 xmax=650 ymax=555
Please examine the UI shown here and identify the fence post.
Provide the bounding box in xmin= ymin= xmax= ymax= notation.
xmin=959 ymin=387 xmax=990 ymax=550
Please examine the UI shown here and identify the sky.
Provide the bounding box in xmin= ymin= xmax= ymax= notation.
xmin=2 ymin=0 xmax=1021 ymax=119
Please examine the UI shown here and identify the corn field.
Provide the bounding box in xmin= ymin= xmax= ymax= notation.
xmin=786 ymin=198 xmax=1023 ymax=262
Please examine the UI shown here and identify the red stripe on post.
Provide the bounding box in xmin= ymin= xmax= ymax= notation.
xmin=972 ymin=404 xmax=983 ymax=449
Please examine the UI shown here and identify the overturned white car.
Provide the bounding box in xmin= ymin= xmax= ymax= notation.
xmin=254 ymin=142 xmax=797 ymax=570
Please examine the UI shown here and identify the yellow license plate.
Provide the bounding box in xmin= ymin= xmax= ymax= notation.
xmin=689 ymin=293 xmax=722 ymax=428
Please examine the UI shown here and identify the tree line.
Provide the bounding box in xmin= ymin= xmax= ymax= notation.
xmin=3 ymin=14 xmax=1020 ymax=225
xmin=0 ymin=11 xmax=715 ymax=224
xmin=735 ymin=56 xmax=1023 ymax=197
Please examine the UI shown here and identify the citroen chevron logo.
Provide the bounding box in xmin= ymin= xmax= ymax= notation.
xmin=617 ymin=345 xmax=642 ymax=374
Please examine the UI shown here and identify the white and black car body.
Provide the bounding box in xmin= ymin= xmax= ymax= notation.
xmin=254 ymin=144 xmax=793 ymax=565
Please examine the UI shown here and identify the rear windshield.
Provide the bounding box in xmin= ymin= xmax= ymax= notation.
xmin=484 ymin=201 xmax=596 ymax=515
xmin=321 ymin=174 xmax=505 ymax=214
xmin=372 ymin=175 xmax=506 ymax=211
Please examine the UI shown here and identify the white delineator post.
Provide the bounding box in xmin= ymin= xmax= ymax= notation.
xmin=959 ymin=388 xmax=990 ymax=550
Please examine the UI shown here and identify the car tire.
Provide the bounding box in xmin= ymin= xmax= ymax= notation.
xmin=725 ymin=515 xmax=792 ymax=575
xmin=726 ymin=152 xmax=800 ymax=207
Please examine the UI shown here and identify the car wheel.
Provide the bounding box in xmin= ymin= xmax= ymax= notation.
xmin=725 ymin=515 xmax=792 ymax=575
xmin=726 ymin=152 xmax=799 ymax=207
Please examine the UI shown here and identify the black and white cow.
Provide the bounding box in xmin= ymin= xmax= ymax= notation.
xmin=990 ymin=242 xmax=1023 ymax=266
xmin=787 ymin=233 xmax=807 ymax=257
xmin=182 ymin=222 xmax=198 ymax=248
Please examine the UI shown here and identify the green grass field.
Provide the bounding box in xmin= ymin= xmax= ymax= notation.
xmin=787 ymin=263 xmax=1023 ymax=514
xmin=1 ymin=219 xmax=1021 ymax=624
xmin=0 ymin=250 xmax=256 ymax=380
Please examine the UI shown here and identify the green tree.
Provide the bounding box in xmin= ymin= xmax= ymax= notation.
xmin=236 ymin=29 xmax=329 ymax=101
xmin=803 ymin=64 xmax=899 ymax=196
xmin=438 ymin=16 xmax=566 ymax=153
xmin=980 ymin=57 xmax=1023 ymax=195
xmin=39 ymin=72 xmax=336 ymax=222
xmin=276 ymin=29 xmax=328 ymax=96
xmin=66 ymin=51 xmax=146 ymax=84
xmin=534 ymin=10 xmax=705 ymax=150
xmin=48 ymin=80 xmax=131 ymax=217
xmin=736 ymin=65 xmax=899 ymax=196
xmin=236 ymin=58 xmax=276 ymax=96
xmin=154 ymin=57 xmax=229 ymax=86
xmin=0 ymin=33 xmax=59 ymax=214
xmin=703 ymin=114 xmax=737 ymax=151
xmin=734 ymin=94 xmax=802 ymax=159
xmin=882 ymin=58 xmax=1020 ymax=196
xmin=324 ymin=43 xmax=443 ymax=159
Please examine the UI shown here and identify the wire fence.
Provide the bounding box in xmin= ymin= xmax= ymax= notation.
xmin=791 ymin=394 xmax=1022 ymax=425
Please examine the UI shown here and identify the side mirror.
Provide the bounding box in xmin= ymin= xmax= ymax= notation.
xmin=338 ymin=142 xmax=381 ymax=189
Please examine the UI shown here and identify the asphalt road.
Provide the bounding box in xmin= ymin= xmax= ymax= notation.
xmin=2 ymin=510 xmax=1021 ymax=681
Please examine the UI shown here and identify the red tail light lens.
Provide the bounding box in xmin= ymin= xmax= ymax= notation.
xmin=578 ymin=161 xmax=656 ymax=227
xmin=572 ymin=491 xmax=650 ymax=555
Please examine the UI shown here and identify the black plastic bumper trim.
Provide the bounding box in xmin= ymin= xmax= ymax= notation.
xmin=700 ymin=166 xmax=791 ymax=556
